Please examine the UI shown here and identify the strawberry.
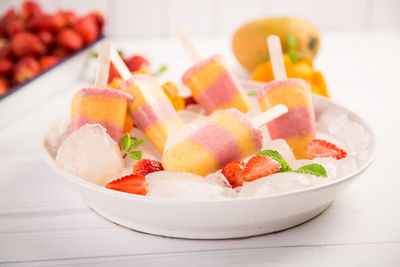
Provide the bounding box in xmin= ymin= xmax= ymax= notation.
xmin=88 ymin=11 xmax=105 ymax=30
xmin=59 ymin=10 xmax=78 ymax=27
xmin=108 ymin=62 xmax=122 ymax=83
xmin=306 ymin=139 xmax=347 ymax=160
xmin=13 ymin=56 xmax=40 ymax=83
xmin=0 ymin=58 xmax=13 ymax=75
xmin=27 ymin=13 xmax=65 ymax=32
xmin=21 ymin=1 xmax=42 ymax=21
xmin=0 ymin=42 xmax=12 ymax=59
xmin=105 ymin=174 xmax=148 ymax=195
xmin=242 ymin=155 xmax=280 ymax=182
xmin=0 ymin=9 xmax=17 ymax=38
xmin=37 ymin=30 xmax=53 ymax=48
xmin=124 ymin=55 xmax=149 ymax=72
xmin=0 ymin=76 xmax=10 ymax=95
xmin=74 ymin=15 xmax=99 ymax=44
xmin=11 ymin=32 xmax=45 ymax=58
xmin=222 ymin=160 xmax=245 ymax=188
xmin=56 ymin=28 xmax=83 ymax=51
xmin=39 ymin=55 xmax=59 ymax=71
xmin=133 ymin=159 xmax=163 ymax=176
xmin=5 ymin=18 xmax=24 ymax=38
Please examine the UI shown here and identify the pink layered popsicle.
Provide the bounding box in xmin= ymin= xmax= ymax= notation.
xmin=162 ymin=108 xmax=263 ymax=176
xmin=257 ymin=78 xmax=316 ymax=159
xmin=119 ymin=74 xmax=183 ymax=152
xmin=182 ymin=55 xmax=252 ymax=114
xmin=70 ymin=87 xmax=133 ymax=143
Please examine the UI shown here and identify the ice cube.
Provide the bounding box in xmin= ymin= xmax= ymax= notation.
xmin=205 ymin=170 xmax=232 ymax=188
xmin=238 ymin=172 xmax=312 ymax=198
xmin=313 ymin=157 xmax=337 ymax=179
xmin=291 ymin=159 xmax=314 ymax=170
xmin=336 ymin=157 xmax=358 ymax=178
xmin=55 ymin=124 xmax=124 ymax=186
xmin=262 ymin=139 xmax=296 ymax=165
xmin=44 ymin=116 xmax=70 ymax=159
xmin=146 ymin=171 xmax=227 ymax=200
xmin=123 ymin=128 xmax=162 ymax=168
xmin=177 ymin=110 xmax=207 ymax=125
xmin=317 ymin=108 xmax=347 ymax=132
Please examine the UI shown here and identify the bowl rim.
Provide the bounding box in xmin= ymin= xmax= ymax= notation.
xmin=42 ymin=94 xmax=376 ymax=204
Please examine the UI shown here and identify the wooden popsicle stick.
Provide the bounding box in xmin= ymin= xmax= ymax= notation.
xmin=109 ymin=45 xmax=132 ymax=80
xmin=251 ymin=104 xmax=288 ymax=128
xmin=176 ymin=26 xmax=202 ymax=63
xmin=267 ymin=35 xmax=287 ymax=81
xmin=94 ymin=40 xmax=111 ymax=88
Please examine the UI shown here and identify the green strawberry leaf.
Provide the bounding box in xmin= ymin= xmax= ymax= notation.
xmin=293 ymin=163 xmax=327 ymax=177
xmin=257 ymin=149 xmax=292 ymax=172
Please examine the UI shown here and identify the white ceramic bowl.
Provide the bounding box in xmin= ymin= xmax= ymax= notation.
xmin=43 ymin=95 xmax=375 ymax=239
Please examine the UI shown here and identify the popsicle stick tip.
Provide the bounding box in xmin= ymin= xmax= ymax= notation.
xmin=109 ymin=44 xmax=132 ymax=80
xmin=267 ymin=35 xmax=287 ymax=81
xmin=251 ymin=104 xmax=288 ymax=128
xmin=175 ymin=25 xmax=201 ymax=63
xmin=94 ymin=40 xmax=112 ymax=88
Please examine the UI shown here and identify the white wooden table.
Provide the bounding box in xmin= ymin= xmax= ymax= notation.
xmin=1 ymin=33 xmax=399 ymax=266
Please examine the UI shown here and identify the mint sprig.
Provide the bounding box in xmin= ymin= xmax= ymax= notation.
xmin=120 ymin=133 xmax=145 ymax=160
xmin=293 ymin=163 xmax=327 ymax=177
xmin=256 ymin=149 xmax=327 ymax=178
xmin=154 ymin=65 xmax=168 ymax=76
xmin=257 ymin=149 xmax=292 ymax=172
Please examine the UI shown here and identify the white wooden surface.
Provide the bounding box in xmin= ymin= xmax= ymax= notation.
xmin=1 ymin=32 xmax=400 ymax=266
xmin=1 ymin=0 xmax=400 ymax=38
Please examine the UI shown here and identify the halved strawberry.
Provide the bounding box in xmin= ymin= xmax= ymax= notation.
xmin=221 ymin=160 xmax=245 ymax=188
xmin=133 ymin=159 xmax=163 ymax=176
xmin=124 ymin=55 xmax=149 ymax=72
xmin=105 ymin=174 xmax=148 ymax=195
xmin=242 ymin=155 xmax=280 ymax=182
xmin=307 ymin=139 xmax=347 ymax=160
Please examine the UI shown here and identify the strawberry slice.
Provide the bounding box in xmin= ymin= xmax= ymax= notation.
xmin=242 ymin=155 xmax=280 ymax=182
xmin=133 ymin=159 xmax=163 ymax=176
xmin=307 ymin=139 xmax=347 ymax=160
xmin=222 ymin=160 xmax=245 ymax=188
xmin=105 ymin=174 xmax=148 ymax=195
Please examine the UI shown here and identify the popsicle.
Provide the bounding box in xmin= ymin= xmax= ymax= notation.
xmin=162 ymin=105 xmax=288 ymax=176
xmin=70 ymin=41 xmax=132 ymax=143
xmin=256 ymin=36 xmax=316 ymax=159
xmin=177 ymin=27 xmax=252 ymax=114
xmin=109 ymin=47 xmax=183 ymax=152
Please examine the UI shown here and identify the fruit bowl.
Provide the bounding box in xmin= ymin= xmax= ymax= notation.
xmin=42 ymin=94 xmax=375 ymax=239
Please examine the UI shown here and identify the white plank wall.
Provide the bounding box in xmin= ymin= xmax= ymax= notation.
xmin=1 ymin=0 xmax=399 ymax=38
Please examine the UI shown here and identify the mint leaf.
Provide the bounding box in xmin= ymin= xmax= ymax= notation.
xmin=248 ymin=92 xmax=257 ymax=96
xmin=257 ymin=149 xmax=292 ymax=172
xmin=130 ymin=138 xmax=145 ymax=149
xmin=293 ymin=163 xmax=327 ymax=177
xmin=120 ymin=133 xmax=145 ymax=159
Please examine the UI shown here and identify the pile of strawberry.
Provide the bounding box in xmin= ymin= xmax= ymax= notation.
xmin=0 ymin=1 xmax=105 ymax=95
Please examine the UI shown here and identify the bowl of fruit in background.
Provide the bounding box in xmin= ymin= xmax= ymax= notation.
xmin=0 ymin=1 xmax=105 ymax=126
xmin=43 ymin=89 xmax=375 ymax=239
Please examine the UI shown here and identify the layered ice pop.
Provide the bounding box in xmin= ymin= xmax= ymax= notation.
xmin=257 ymin=79 xmax=315 ymax=159
xmin=256 ymin=35 xmax=316 ymax=159
xmin=162 ymin=105 xmax=287 ymax=176
xmin=119 ymin=74 xmax=183 ymax=152
xmin=181 ymin=55 xmax=252 ymax=114
xmin=70 ymin=87 xmax=132 ymax=143
xmin=70 ymin=41 xmax=132 ymax=143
